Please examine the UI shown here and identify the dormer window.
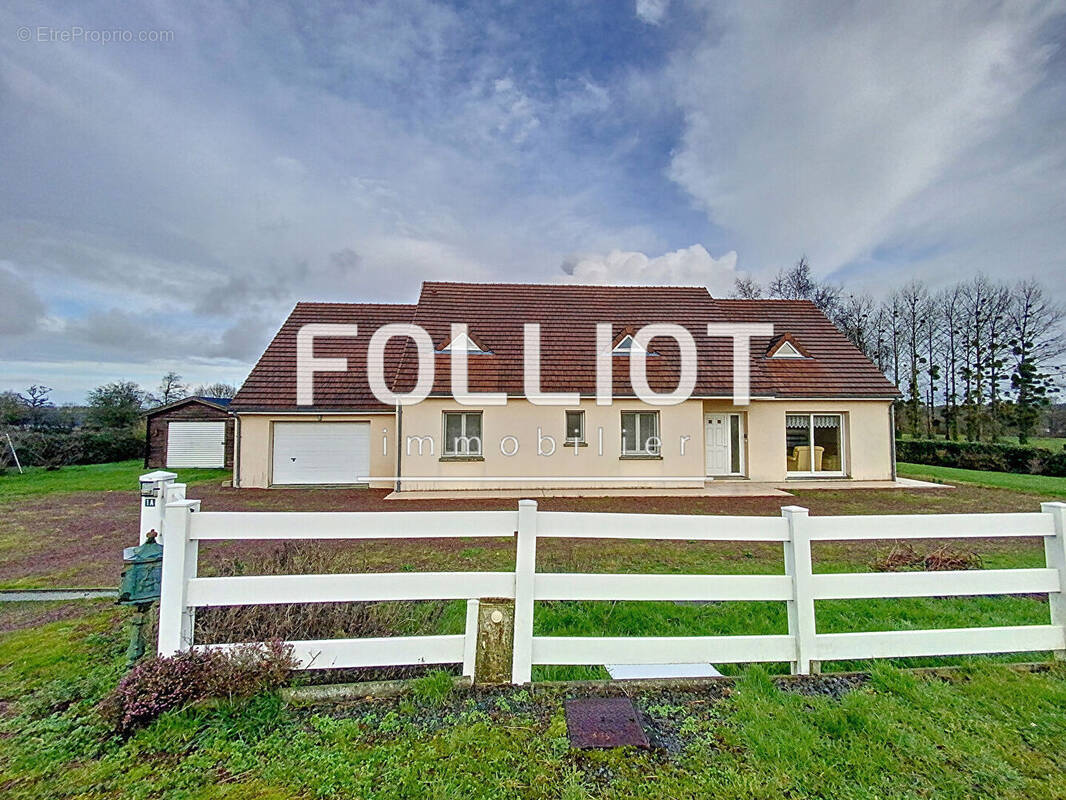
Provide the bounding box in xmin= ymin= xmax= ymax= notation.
xmin=611 ymin=334 xmax=646 ymax=356
xmin=772 ymin=341 xmax=804 ymax=358
xmin=438 ymin=331 xmax=492 ymax=354
xmin=766 ymin=333 xmax=809 ymax=359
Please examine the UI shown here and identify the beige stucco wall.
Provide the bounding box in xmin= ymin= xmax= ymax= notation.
xmin=235 ymin=413 xmax=396 ymax=489
xmin=235 ymin=398 xmax=894 ymax=490
xmin=397 ymin=397 xmax=707 ymax=491
xmin=703 ymin=399 xmax=894 ymax=482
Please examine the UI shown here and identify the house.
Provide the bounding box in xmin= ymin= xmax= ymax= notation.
xmin=229 ymin=282 xmax=900 ymax=491
xmin=144 ymin=396 xmax=233 ymax=469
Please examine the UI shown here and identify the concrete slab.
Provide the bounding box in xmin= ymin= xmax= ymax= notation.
xmin=385 ymin=484 xmax=794 ymax=500
xmin=606 ymin=663 xmax=722 ymax=680
xmin=384 ymin=477 xmax=947 ymax=500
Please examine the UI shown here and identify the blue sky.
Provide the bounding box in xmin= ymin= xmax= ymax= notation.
xmin=1 ymin=0 xmax=1065 ymax=402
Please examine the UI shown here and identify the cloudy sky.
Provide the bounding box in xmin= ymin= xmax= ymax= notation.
xmin=2 ymin=1 xmax=1064 ymax=402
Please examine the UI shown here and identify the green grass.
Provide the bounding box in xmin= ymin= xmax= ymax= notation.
xmin=0 ymin=459 xmax=231 ymax=502
xmin=3 ymin=603 xmax=1066 ymax=799
xmin=898 ymin=462 xmax=1066 ymax=495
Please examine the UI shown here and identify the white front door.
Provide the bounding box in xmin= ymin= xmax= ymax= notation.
xmin=705 ymin=414 xmax=731 ymax=476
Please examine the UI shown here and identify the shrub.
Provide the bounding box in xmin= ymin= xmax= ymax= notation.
xmin=0 ymin=427 xmax=144 ymax=467
xmin=897 ymin=438 xmax=1066 ymax=477
xmin=99 ymin=640 xmax=297 ymax=735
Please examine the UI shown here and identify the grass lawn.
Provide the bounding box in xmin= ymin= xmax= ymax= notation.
xmin=0 ymin=459 xmax=231 ymax=502
xmin=2 ymin=465 xmax=1066 ymax=796
xmin=898 ymin=462 xmax=1066 ymax=495
xmin=2 ymin=602 xmax=1066 ymax=799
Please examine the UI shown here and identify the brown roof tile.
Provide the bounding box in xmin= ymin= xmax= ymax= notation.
xmin=232 ymin=284 xmax=899 ymax=410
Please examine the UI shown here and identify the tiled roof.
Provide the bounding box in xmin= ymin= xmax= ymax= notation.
xmin=230 ymin=302 xmax=416 ymax=411
xmin=232 ymin=284 xmax=899 ymax=410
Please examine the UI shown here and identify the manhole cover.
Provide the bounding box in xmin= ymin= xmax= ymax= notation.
xmin=565 ymin=697 xmax=650 ymax=749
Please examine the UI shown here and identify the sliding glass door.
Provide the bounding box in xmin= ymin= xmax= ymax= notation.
xmin=785 ymin=413 xmax=845 ymax=476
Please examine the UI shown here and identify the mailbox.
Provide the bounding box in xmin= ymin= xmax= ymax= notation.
xmin=119 ymin=530 xmax=163 ymax=606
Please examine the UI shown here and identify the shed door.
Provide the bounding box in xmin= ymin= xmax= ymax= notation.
xmin=166 ymin=422 xmax=226 ymax=468
xmin=271 ymin=422 xmax=370 ymax=485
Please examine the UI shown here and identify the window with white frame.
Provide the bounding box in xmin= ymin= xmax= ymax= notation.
xmin=621 ymin=411 xmax=660 ymax=456
xmin=785 ymin=413 xmax=843 ymax=474
xmin=611 ymin=334 xmax=646 ymax=355
xmin=565 ymin=410 xmax=585 ymax=444
xmin=442 ymin=411 xmax=483 ymax=456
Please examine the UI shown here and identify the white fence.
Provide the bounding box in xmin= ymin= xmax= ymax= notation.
xmin=155 ymin=497 xmax=1066 ymax=683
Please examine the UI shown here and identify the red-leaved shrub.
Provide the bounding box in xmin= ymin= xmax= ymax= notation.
xmin=100 ymin=640 xmax=297 ymax=734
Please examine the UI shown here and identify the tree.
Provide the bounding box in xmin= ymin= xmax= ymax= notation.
xmin=17 ymin=385 xmax=53 ymax=429
xmin=0 ymin=391 xmax=26 ymax=426
xmin=157 ymin=372 xmax=188 ymax=405
xmin=86 ymin=381 xmax=150 ymax=429
xmin=191 ymin=382 xmax=238 ymax=399
xmin=1008 ymin=281 xmax=1065 ymax=443
xmin=731 ymin=276 xmax=763 ymax=299
xmin=766 ymin=256 xmax=844 ymax=322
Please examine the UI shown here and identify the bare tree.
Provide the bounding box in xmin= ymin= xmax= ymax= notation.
xmin=157 ymin=372 xmax=188 ymax=405
xmin=1008 ymin=280 xmax=1066 ymax=443
xmin=192 ymin=382 xmax=238 ymax=399
xmin=731 ymin=275 xmax=763 ymax=299
xmin=937 ymin=284 xmax=964 ymax=439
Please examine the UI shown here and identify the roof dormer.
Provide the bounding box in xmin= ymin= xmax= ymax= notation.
xmin=437 ymin=330 xmax=492 ymax=354
xmin=766 ymin=333 xmax=810 ymax=359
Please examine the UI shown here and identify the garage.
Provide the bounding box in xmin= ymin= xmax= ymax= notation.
xmin=271 ymin=422 xmax=370 ymax=485
xmin=144 ymin=397 xmax=233 ymax=470
xmin=167 ymin=422 xmax=227 ymax=468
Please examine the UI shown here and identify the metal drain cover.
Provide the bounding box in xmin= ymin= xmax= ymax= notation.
xmin=565 ymin=697 xmax=650 ymax=749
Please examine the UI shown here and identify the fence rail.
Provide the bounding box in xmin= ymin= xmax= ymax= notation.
xmin=152 ymin=491 xmax=1066 ymax=684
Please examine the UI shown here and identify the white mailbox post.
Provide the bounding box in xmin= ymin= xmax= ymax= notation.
xmin=138 ymin=471 xmax=177 ymax=544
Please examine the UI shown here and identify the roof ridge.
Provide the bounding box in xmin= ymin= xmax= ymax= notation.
xmin=421 ymin=280 xmax=713 ymax=292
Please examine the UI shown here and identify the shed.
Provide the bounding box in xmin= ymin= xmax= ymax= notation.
xmin=144 ymin=397 xmax=233 ymax=469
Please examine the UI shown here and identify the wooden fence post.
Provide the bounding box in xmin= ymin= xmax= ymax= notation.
xmin=157 ymin=499 xmax=200 ymax=656
xmin=511 ymin=499 xmax=537 ymax=684
xmin=782 ymin=505 xmax=818 ymax=674
xmin=1041 ymin=502 xmax=1066 ymax=660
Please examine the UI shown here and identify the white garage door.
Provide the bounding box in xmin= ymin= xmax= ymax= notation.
xmin=271 ymin=422 xmax=370 ymax=485
xmin=167 ymin=422 xmax=227 ymax=468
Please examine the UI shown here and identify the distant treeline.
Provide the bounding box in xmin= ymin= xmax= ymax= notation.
xmin=736 ymin=259 xmax=1065 ymax=444
xmin=0 ymin=374 xmax=237 ymax=469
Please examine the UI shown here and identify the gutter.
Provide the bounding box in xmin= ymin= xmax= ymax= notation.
xmin=233 ymin=412 xmax=241 ymax=488
xmin=889 ymin=403 xmax=897 ymax=481
xmin=395 ymin=403 xmax=403 ymax=493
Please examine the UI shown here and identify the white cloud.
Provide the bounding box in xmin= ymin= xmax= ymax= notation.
xmin=0 ymin=263 xmax=45 ymax=335
xmin=666 ymin=1 xmax=1065 ymax=284
xmin=636 ymin=0 xmax=670 ymax=25
xmin=560 ymin=244 xmax=738 ymax=294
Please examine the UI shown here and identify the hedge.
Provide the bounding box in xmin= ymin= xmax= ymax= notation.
xmin=897 ymin=438 xmax=1066 ymax=477
xmin=0 ymin=427 xmax=144 ymax=468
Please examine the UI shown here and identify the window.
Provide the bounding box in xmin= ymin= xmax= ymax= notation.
xmin=785 ymin=413 xmax=843 ymax=474
xmin=438 ymin=332 xmax=491 ymax=354
xmin=611 ymin=334 xmax=646 ymax=356
xmin=442 ymin=411 xmax=483 ymax=456
xmin=621 ymin=411 xmax=660 ymax=456
xmin=771 ymin=341 xmax=804 ymax=358
xmin=565 ymin=410 xmax=585 ymax=444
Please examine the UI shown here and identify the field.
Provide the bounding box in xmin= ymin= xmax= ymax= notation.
xmin=2 ymin=461 xmax=1066 ymax=797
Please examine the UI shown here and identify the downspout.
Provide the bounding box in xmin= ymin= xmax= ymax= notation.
xmin=395 ymin=403 xmax=403 ymax=493
xmin=233 ymin=413 xmax=241 ymax=488
xmin=889 ymin=403 xmax=897 ymax=481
